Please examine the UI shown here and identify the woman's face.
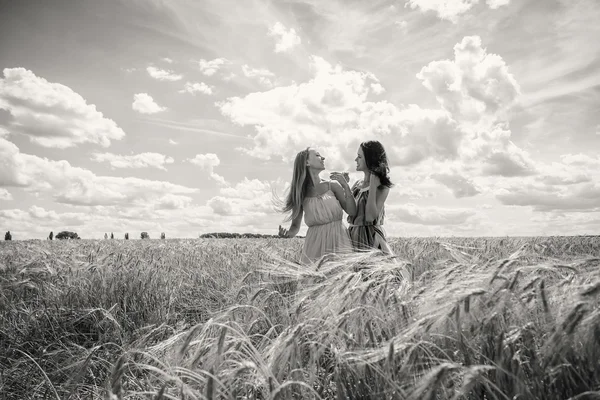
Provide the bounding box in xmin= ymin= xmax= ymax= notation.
xmin=306 ymin=149 xmax=325 ymax=170
xmin=355 ymin=146 xmax=367 ymax=172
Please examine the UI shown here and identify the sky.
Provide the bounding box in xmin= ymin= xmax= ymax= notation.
xmin=1 ymin=0 xmax=599 ymax=239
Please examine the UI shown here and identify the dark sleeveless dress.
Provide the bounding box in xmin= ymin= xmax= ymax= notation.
xmin=346 ymin=180 xmax=394 ymax=255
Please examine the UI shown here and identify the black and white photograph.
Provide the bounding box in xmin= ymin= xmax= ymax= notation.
xmin=1 ymin=0 xmax=599 ymax=398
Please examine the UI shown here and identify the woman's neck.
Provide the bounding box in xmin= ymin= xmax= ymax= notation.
xmin=307 ymin=169 xmax=322 ymax=188
xmin=362 ymin=171 xmax=371 ymax=186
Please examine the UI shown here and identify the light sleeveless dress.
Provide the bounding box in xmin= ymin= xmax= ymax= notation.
xmin=300 ymin=181 xmax=353 ymax=265
xmin=347 ymin=181 xmax=394 ymax=255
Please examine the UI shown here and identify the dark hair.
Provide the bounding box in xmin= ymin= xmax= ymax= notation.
xmin=361 ymin=140 xmax=393 ymax=188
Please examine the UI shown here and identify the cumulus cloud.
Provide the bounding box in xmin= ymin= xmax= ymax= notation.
xmin=219 ymin=37 xmax=527 ymax=176
xmin=218 ymin=55 xmax=408 ymax=168
xmin=0 ymin=137 xmax=196 ymax=207
xmin=154 ymin=193 xmax=193 ymax=210
xmin=91 ymin=152 xmax=175 ymax=170
xmin=242 ymin=65 xmax=275 ymax=87
xmin=481 ymin=142 xmax=537 ymax=177
xmin=431 ymin=172 xmax=481 ymax=198
xmin=486 ymin=0 xmax=510 ymax=9
xmin=370 ymin=83 xmax=385 ymax=94
xmin=206 ymin=177 xmax=282 ymax=218
xmin=188 ymin=153 xmax=227 ymax=185
xmin=146 ymin=66 xmax=182 ymax=81
xmin=132 ymin=93 xmax=167 ymax=114
xmin=0 ymin=67 xmax=125 ymax=148
xmin=417 ymin=36 xmax=535 ymax=176
xmin=169 ymin=139 xmax=178 ymax=145
xmin=268 ymin=22 xmax=301 ymax=53
xmin=417 ymin=36 xmax=520 ymax=124
xmin=198 ymin=58 xmax=230 ymax=76
xmin=162 ymin=57 xmax=174 ymax=64
xmin=207 ymin=196 xmax=234 ymax=216
xmin=0 ymin=188 xmax=12 ymax=200
xmin=406 ymin=0 xmax=510 ymax=22
xmin=405 ymin=0 xmax=479 ymax=22
xmin=179 ymin=81 xmax=213 ymax=95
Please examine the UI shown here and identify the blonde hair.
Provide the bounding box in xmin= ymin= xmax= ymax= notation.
xmin=277 ymin=147 xmax=312 ymax=222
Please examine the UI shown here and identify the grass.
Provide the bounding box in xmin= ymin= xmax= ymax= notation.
xmin=1 ymin=236 xmax=599 ymax=399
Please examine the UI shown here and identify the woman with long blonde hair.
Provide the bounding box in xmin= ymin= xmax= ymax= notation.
xmin=277 ymin=147 xmax=356 ymax=264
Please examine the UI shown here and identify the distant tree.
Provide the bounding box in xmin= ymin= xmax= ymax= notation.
xmin=48 ymin=231 xmax=54 ymax=240
xmin=56 ymin=231 xmax=80 ymax=240
xmin=5 ymin=231 xmax=12 ymax=241
xmin=141 ymin=232 xmax=149 ymax=239
xmin=110 ymin=232 xmax=114 ymax=239
xmin=161 ymin=232 xmax=166 ymax=239
xmin=104 ymin=233 xmax=108 ymax=240
xmin=125 ymin=233 xmax=129 ymax=240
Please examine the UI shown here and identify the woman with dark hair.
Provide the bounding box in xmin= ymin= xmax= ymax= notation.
xmin=347 ymin=140 xmax=394 ymax=254
xmin=277 ymin=147 xmax=356 ymax=264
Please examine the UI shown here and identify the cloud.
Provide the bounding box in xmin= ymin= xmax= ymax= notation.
xmin=217 ymin=55 xmax=404 ymax=167
xmin=0 ymin=138 xmax=196 ymax=207
xmin=206 ymin=177 xmax=283 ymax=218
xmin=91 ymin=152 xmax=175 ymax=170
xmin=0 ymin=67 xmax=125 ymax=148
xmin=162 ymin=57 xmax=174 ymax=64
xmin=268 ymin=22 xmax=301 ymax=53
xmin=394 ymin=20 xmax=408 ymax=32
xmin=218 ymin=37 xmax=531 ymax=179
xmin=154 ymin=193 xmax=193 ymax=210
xmin=188 ymin=153 xmax=227 ymax=185
xmin=389 ymin=203 xmax=477 ymax=225
xmin=493 ymin=153 xmax=600 ymax=212
xmin=207 ymin=196 xmax=234 ymax=216
xmin=486 ymin=0 xmax=510 ymax=9
xmin=198 ymin=58 xmax=229 ymax=76
xmin=405 ymin=0 xmax=510 ymax=22
xmin=188 ymin=153 xmax=220 ymax=169
xmin=169 ymin=139 xmax=178 ymax=145
xmin=220 ymin=177 xmax=273 ymax=200
xmin=179 ymin=81 xmax=213 ymax=95
xmin=431 ymin=172 xmax=481 ymax=198
xmin=0 ymin=206 xmax=89 ymax=231
xmin=417 ymin=36 xmax=536 ymax=176
xmin=417 ymin=36 xmax=520 ymax=124
xmin=132 ymin=93 xmax=167 ymax=114
xmin=242 ymin=64 xmax=275 ymax=87
xmin=495 ymin=182 xmax=600 ymax=212
xmin=481 ymin=142 xmax=537 ymax=177
xmin=146 ymin=66 xmax=183 ymax=81
xmin=370 ymin=83 xmax=385 ymax=94
xmin=0 ymin=188 xmax=12 ymax=200
xmin=405 ymin=0 xmax=479 ymax=22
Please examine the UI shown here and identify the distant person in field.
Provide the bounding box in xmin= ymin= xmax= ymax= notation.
xmin=276 ymin=147 xmax=356 ymax=264
xmin=347 ymin=140 xmax=394 ymax=255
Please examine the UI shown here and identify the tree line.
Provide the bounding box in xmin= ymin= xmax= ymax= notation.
xmin=4 ymin=230 xmax=303 ymax=240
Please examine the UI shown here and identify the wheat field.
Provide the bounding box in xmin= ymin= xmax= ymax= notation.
xmin=1 ymin=236 xmax=599 ymax=399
